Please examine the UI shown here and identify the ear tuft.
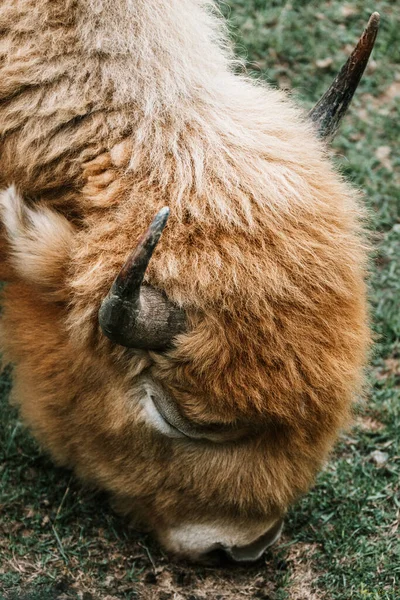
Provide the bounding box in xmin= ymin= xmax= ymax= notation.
xmin=0 ymin=185 xmax=26 ymax=241
xmin=0 ymin=185 xmax=74 ymax=295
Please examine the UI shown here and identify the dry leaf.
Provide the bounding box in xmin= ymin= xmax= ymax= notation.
xmin=370 ymin=450 xmax=389 ymax=467
xmin=316 ymin=57 xmax=333 ymax=69
xmin=375 ymin=146 xmax=393 ymax=171
xmin=341 ymin=5 xmax=359 ymax=18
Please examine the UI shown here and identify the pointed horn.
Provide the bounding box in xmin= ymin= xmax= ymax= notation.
xmin=99 ymin=207 xmax=186 ymax=350
xmin=309 ymin=12 xmax=380 ymax=141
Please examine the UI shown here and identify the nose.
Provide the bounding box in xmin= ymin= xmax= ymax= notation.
xmin=161 ymin=517 xmax=284 ymax=563
xmin=203 ymin=518 xmax=284 ymax=564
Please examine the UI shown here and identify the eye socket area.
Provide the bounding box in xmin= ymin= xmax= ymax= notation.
xmin=141 ymin=380 xmax=248 ymax=443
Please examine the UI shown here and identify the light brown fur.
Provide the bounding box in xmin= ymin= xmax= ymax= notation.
xmin=0 ymin=0 xmax=370 ymax=558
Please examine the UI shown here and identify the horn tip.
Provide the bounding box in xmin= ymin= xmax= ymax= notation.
xmin=155 ymin=206 xmax=170 ymax=224
xmin=368 ymin=12 xmax=380 ymax=30
xmin=158 ymin=206 xmax=170 ymax=219
xmin=154 ymin=206 xmax=170 ymax=231
xmin=148 ymin=206 xmax=170 ymax=240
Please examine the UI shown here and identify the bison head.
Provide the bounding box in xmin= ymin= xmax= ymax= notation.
xmin=0 ymin=13 xmax=378 ymax=562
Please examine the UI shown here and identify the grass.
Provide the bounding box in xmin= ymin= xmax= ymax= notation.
xmin=1 ymin=1 xmax=399 ymax=598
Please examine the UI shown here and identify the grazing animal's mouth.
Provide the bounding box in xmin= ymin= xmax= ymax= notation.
xmin=202 ymin=520 xmax=284 ymax=564
xmin=225 ymin=518 xmax=284 ymax=563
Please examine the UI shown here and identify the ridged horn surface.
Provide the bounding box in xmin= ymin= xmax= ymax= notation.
xmin=99 ymin=208 xmax=186 ymax=350
xmin=309 ymin=12 xmax=380 ymax=140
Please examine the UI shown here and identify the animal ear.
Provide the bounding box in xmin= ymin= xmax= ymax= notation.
xmin=0 ymin=185 xmax=74 ymax=297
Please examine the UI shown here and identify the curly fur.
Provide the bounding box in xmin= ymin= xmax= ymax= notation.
xmin=0 ymin=0 xmax=370 ymax=558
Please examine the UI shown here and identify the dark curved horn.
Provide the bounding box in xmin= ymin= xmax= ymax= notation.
xmin=309 ymin=12 xmax=380 ymax=141
xmin=99 ymin=207 xmax=186 ymax=350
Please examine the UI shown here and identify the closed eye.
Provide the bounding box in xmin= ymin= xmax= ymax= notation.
xmin=141 ymin=381 xmax=248 ymax=443
xmin=142 ymin=393 xmax=189 ymax=439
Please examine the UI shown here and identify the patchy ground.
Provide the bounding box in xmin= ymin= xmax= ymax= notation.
xmin=1 ymin=1 xmax=399 ymax=599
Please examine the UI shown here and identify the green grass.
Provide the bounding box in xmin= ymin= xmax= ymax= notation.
xmin=1 ymin=1 xmax=399 ymax=598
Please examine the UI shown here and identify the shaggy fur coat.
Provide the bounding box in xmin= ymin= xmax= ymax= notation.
xmin=0 ymin=0 xmax=369 ymax=550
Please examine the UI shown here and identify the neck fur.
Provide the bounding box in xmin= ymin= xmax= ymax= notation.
xmin=0 ymin=0 xmax=317 ymax=228
xmin=77 ymin=0 xmax=235 ymax=109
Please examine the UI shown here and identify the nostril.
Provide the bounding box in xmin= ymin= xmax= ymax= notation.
xmin=227 ymin=518 xmax=284 ymax=563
